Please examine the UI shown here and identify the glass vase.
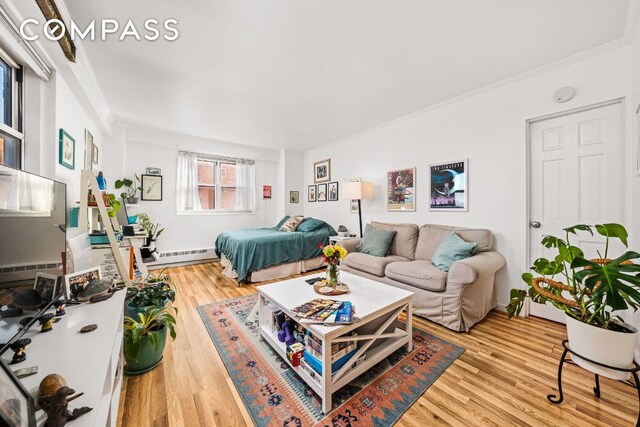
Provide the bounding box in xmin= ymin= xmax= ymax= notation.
xmin=326 ymin=262 xmax=340 ymax=288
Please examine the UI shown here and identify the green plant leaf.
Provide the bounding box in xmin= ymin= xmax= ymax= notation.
xmin=595 ymin=223 xmax=628 ymax=247
xmin=506 ymin=289 xmax=527 ymax=318
xmin=563 ymin=224 xmax=593 ymax=235
xmin=532 ymin=258 xmax=563 ymax=276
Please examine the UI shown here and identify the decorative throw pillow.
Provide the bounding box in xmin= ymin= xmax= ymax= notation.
xmin=431 ymin=231 xmax=478 ymax=272
xmin=279 ymin=215 xmax=305 ymax=232
xmin=275 ymin=216 xmax=290 ymax=229
xmin=296 ymin=218 xmax=327 ymax=232
xmin=355 ymin=224 xmax=397 ymax=257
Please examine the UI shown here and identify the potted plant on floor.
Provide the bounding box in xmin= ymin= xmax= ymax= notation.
xmin=125 ymin=270 xmax=176 ymax=318
xmin=123 ymin=306 xmax=177 ymax=375
xmin=115 ymin=175 xmax=142 ymax=204
xmin=507 ymin=223 xmax=640 ymax=379
xmin=137 ymin=213 xmax=164 ymax=259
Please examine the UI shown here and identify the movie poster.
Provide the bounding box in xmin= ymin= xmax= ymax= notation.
xmin=387 ymin=167 xmax=415 ymax=211
xmin=429 ymin=159 xmax=467 ymax=211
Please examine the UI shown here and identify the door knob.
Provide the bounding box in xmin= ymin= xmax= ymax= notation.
xmin=530 ymin=221 xmax=541 ymax=228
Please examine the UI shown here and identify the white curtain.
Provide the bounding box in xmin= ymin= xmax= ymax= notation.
xmin=176 ymin=151 xmax=201 ymax=212
xmin=0 ymin=170 xmax=53 ymax=215
xmin=234 ymin=160 xmax=256 ymax=212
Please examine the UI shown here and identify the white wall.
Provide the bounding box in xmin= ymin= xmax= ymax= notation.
xmin=281 ymin=149 xmax=305 ymax=217
xmin=304 ymin=46 xmax=634 ymax=310
xmin=113 ymin=123 xmax=281 ymax=253
xmin=629 ymin=22 xmax=640 ymax=250
xmin=54 ymin=74 xmax=104 ymax=214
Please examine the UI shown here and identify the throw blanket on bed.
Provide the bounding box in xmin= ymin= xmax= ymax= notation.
xmin=215 ymin=222 xmax=336 ymax=282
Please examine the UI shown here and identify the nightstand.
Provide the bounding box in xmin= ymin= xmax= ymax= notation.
xmin=329 ymin=235 xmax=361 ymax=252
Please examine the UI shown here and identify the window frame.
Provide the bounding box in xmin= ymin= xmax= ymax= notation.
xmin=0 ymin=53 xmax=24 ymax=169
xmin=187 ymin=154 xmax=254 ymax=215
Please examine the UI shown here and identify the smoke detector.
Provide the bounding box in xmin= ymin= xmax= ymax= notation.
xmin=553 ymin=87 xmax=576 ymax=103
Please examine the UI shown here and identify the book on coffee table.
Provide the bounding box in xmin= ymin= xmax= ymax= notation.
xmin=290 ymin=298 xmax=336 ymax=318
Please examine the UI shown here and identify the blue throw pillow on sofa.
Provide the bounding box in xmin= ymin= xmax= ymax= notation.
xmin=432 ymin=231 xmax=477 ymax=272
xmin=356 ymin=224 xmax=397 ymax=257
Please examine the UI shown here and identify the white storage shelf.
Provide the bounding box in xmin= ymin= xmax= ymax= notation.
xmin=0 ymin=292 xmax=126 ymax=427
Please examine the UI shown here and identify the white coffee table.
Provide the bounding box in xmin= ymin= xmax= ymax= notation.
xmin=257 ymin=271 xmax=414 ymax=414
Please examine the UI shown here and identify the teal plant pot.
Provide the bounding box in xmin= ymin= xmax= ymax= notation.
xmin=124 ymin=326 xmax=168 ymax=375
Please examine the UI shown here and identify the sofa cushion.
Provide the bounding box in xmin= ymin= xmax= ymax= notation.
xmin=371 ymin=221 xmax=419 ymax=260
xmin=414 ymin=224 xmax=492 ymax=261
xmin=385 ymin=261 xmax=448 ymax=292
xmin=431 ymin=231 xmax=477 ymax=272
xmin=355 ymin=224 xmax=397 ymax=257
xmin=344 ymin=253 xmax=409 ymax=277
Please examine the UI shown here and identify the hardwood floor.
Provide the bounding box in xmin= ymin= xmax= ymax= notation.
xmin=117 ymin=263 xmax=639 ymax=426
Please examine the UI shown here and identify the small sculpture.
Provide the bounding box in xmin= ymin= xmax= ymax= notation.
xmin=38 ymin=386 xmax=92 ymax=427
xmin=39 ymin=374 xmax=68 ymax=398
xmin=39 ymin=313 xmax=55 ymax=333
xmin=80 ymin=324 xmax=97 ymax=334
xmin=9 ymin=338 xmax=31 ymax=364
xmin=54 ymin=301 xmax=65 ymax=316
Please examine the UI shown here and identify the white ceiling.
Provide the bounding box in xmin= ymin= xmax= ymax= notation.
xmin=65 ymin=0 xmax=631 ymax=150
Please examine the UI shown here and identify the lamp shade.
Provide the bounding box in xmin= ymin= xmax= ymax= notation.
xmin=343 ymin=181 xmax=374 ymax=200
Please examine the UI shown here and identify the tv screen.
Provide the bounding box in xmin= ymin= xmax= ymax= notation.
xmin=0 ymin=165 xmax=66 ymax=289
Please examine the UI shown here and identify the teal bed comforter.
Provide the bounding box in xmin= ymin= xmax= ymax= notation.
xmin=215 ymin=221 xmax=336 ymax=282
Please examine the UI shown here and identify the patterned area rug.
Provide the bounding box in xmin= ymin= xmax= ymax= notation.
xmin=198 ymin=294 xmax=464 ymax=427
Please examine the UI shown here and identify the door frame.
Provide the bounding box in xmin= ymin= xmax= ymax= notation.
xmin=523 ymin=97 xmax=626 ymax=317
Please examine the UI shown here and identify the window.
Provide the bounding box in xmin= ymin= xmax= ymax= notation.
xmin=177 ymin=151 xmax=255 ymax=213
xmin=0 ymin=55 xmax=23 ymax=169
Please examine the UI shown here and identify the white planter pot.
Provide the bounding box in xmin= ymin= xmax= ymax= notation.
xmin=565 ymin=314 xmax=638 ymax=380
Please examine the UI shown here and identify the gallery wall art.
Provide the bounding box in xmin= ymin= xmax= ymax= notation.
xmin=429 ymin=159 xmax=468 ymax=211
xmin=314 ymin=159 xmax=331 ymax=183
xmin=58 ymin=129 xmax=75 ymax=170
xmin=387 ymin=167 xmax=415 ymax=211
xmin=308 ymin=185 xmax=316 ymax=202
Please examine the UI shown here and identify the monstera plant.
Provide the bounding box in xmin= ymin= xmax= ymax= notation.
xmin=508 ymin=223 xmax=640 ymax=378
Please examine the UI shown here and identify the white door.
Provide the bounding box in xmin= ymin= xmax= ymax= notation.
xmin=528 ymin=101 xmax=624 ymax=322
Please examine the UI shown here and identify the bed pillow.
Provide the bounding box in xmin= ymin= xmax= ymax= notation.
xmin=431 ymin=231 xmax=477 ymax=272
xmin=275 ymin=216 xmax=290 ymax=229
xmin=297 ymin=218 xmax=327 ymax=232
xmin=280 ymin=215 xmax=305 ymax=232
xmin=356 ymin=224 xmax=396 ymax=257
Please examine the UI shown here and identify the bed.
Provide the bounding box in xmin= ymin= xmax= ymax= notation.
xmin=215 ymin=217 xmax=336 ymax=283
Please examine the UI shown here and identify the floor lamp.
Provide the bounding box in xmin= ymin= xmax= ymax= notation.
xmin=342 ymin=181 xmax=374 ymax=237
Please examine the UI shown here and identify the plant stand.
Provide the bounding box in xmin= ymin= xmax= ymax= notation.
xmin=548 ymin=339 xmax=640 ymax=427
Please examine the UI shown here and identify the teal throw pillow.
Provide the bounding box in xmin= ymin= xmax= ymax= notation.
xmin=297 ymin=218 xmax=327 ymax=232
xmin=356 ymin=224 xmax=397 ymax=257
xmin=431 ymin=231 xmax=478 ymax=272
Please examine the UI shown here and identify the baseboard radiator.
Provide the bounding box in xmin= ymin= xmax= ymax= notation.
xmin=147 ymin=247 xmax=217 ymax=267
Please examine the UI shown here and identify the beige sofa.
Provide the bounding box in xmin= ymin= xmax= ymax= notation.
xmin=341 ymin=222 xmax=506 ymax=332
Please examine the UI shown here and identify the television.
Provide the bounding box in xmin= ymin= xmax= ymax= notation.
xmin=0 ymin=164 xmax=66 ymax=288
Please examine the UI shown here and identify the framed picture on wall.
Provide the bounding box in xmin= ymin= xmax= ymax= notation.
xmin=141 ymin=174 xmax=163 ymax=201
xmin=350 ymin=199 xmax=359 ymax=214
xmin=429 ymin=159 xmax=468 ymax=211
xmin=387 ymin=167 xmax=415 ymax=211
xmin=84 ymin=129 xmax=94 ymax=170
xmin=317 ymin=183 xmax=327 ymax=202
xmin=290 ymin=191 xmax=299 ymax=203
xmin=263 ymin=185 xmax=272 ymax=199
xmin=314 ymin=159 xmax=331 ymax=183
xmin=308 ymin=185 xmax=316 ymax=202
xmin=92 ymin=143 xmax=99 ymax=165
xmin=58 ymin=129 xmax=75 ymax=170
xmin=328 ymin=181 xmax=339 ymax=201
